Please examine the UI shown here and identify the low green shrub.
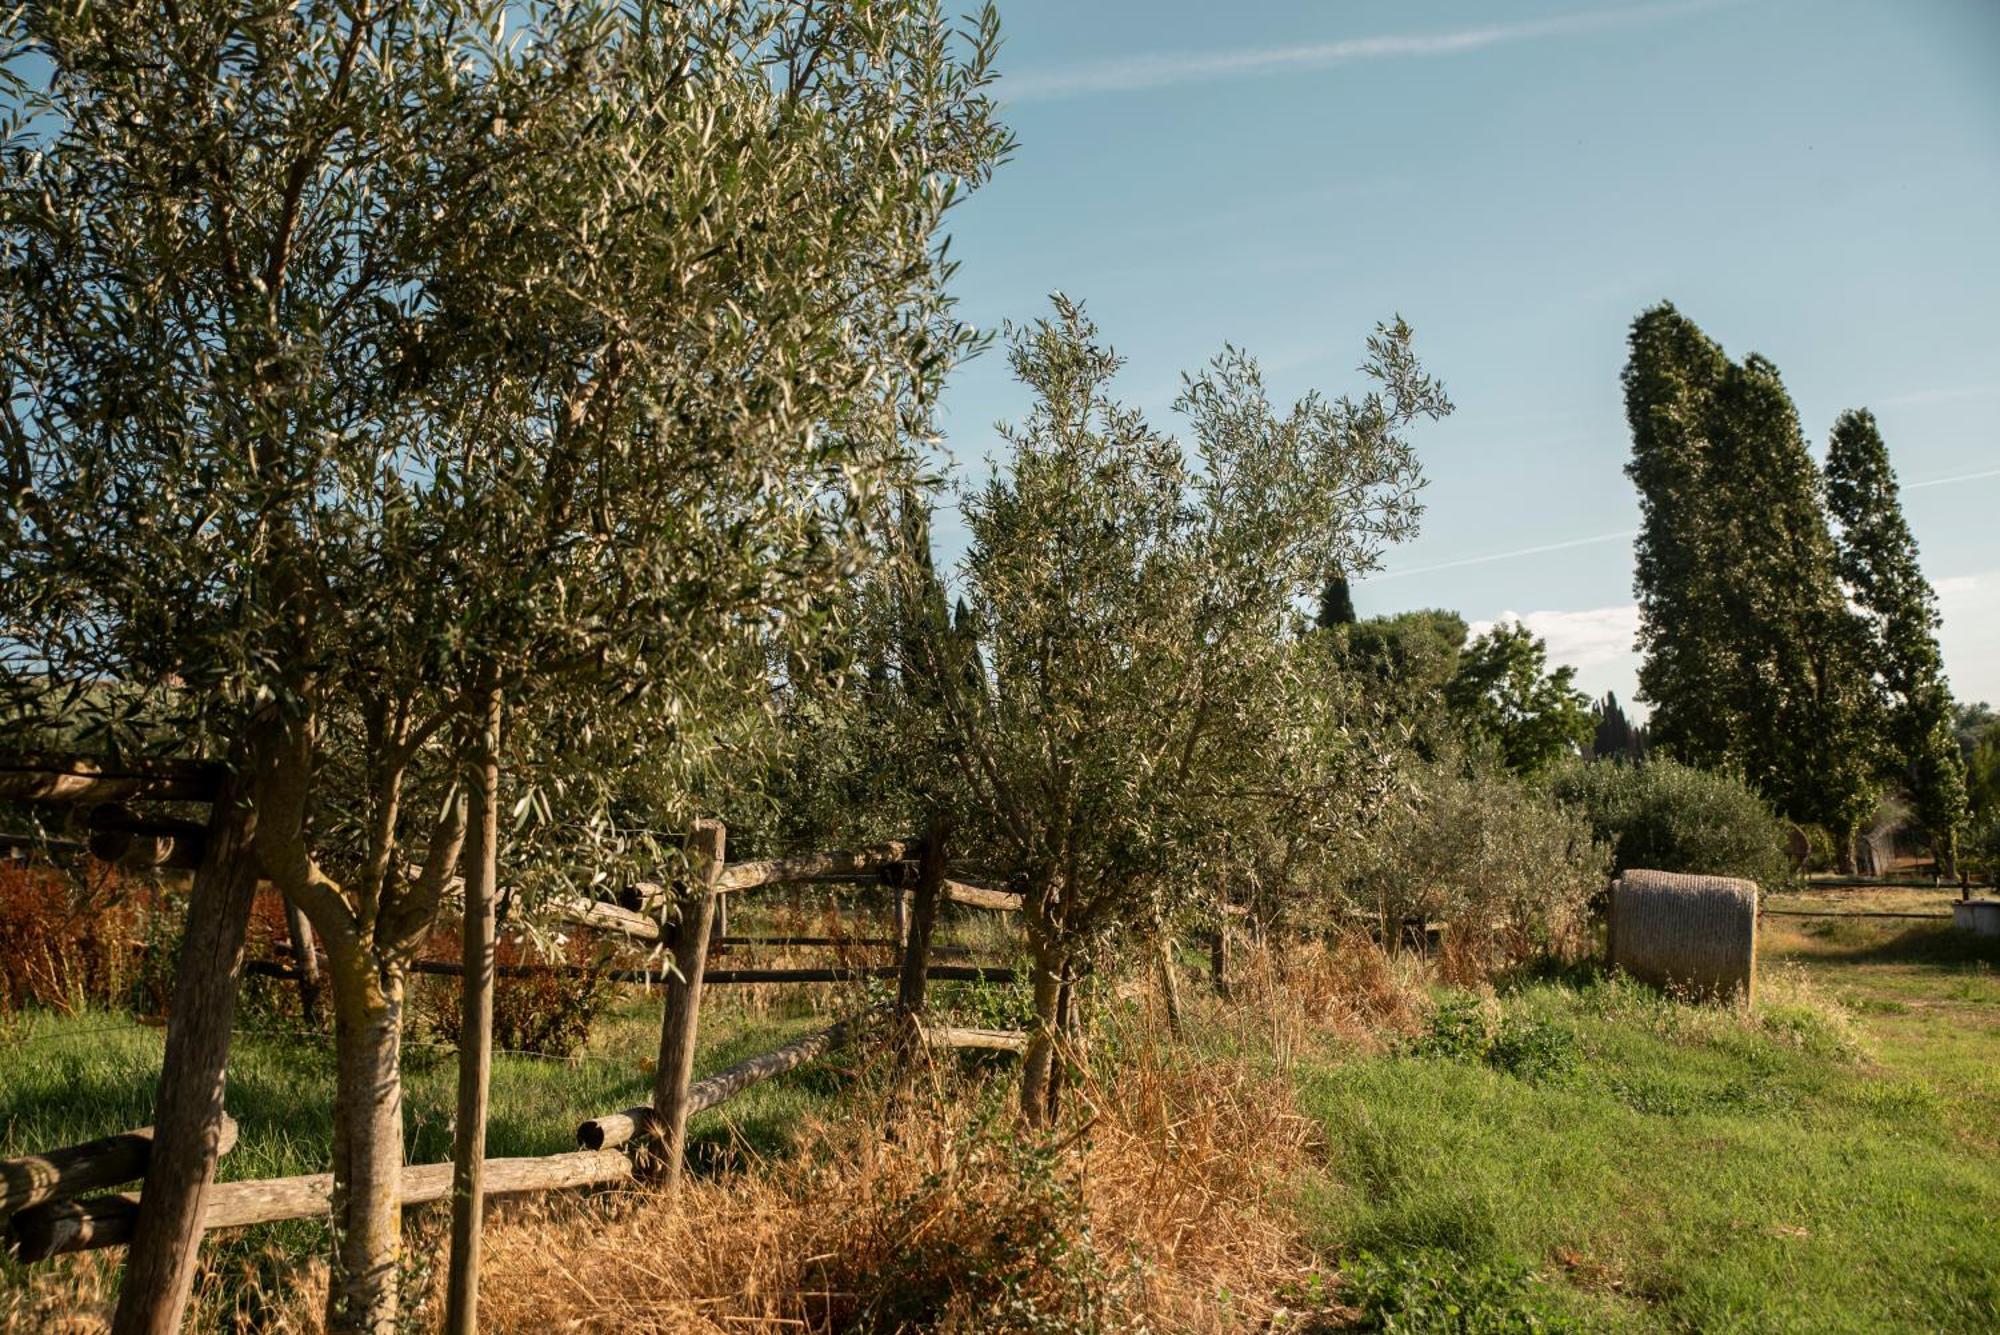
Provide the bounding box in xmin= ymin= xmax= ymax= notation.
xmin=1405 ymin=994 xmax=1578 ymax=1084
xmin=1343 ymin=1249 xmax=1579 ymax=1333
xmin=1341 ymin=756 xmax=1609 ymax=975
xmin=1548 ymin=757 xmax=1794 ymax=888
xmin=412 ymin=929 xmax=617 ymax=1059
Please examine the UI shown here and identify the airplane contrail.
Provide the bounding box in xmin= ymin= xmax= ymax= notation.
xmin=1362 ymin=464 xmax=1996 ymax=582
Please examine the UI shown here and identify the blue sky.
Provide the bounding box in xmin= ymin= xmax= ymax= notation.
xmin=931 ymin=0 xmax=2000 ymax=712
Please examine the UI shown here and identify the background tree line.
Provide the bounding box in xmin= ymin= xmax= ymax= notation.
xmin=1624 ymin=304 xmax=1968 ymax=875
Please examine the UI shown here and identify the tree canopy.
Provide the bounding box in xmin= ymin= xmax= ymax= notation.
xmin=1824 ymin=408 xmax=1968 ymax=869
xmin=1622 ymin=303 xmax=1875 ymax=855
xmin=932 ymin=297 xmax=1446 ymax=1121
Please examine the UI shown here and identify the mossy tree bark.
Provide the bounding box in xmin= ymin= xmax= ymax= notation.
xmin=252 ymin=707 xmax=468 ymax=1335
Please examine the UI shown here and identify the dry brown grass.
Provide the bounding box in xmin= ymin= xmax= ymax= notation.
xmin=469 ymin=1014 xmax=1329 ymax=1332
xmin=2 ymin=936 xmax=1430 ymax=1334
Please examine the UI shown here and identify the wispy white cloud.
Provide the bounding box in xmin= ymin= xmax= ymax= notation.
xmin=1363 ymin=530 xmax=1635 ymax=582
xmin=1001 ymin=0 xmax=1734 ymax=103
xmin=1471 ymin=605 xmax=1641 ymax=671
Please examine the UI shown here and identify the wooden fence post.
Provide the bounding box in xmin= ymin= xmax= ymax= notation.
xmin=110 ymin=769 xmax=259 ymax=1335
xmin=649 ymin=819 xmax=725 ymax=1192
xmin=895 ymin=821 xmax=949 ymax=1025
xmin=1210 ymin=923 xmax=1231 ymax=1000
xmin=1156 ymin=935 xmax=1184 ymax=1036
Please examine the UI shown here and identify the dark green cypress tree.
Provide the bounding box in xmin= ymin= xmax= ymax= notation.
xmin=1623 ymin=304 xmax=1734 ymax=766
xmin=1316 ymin=571 xmax=1358 ymax=627
xmin=1623 ymin=305 xmax=1876 ymax=860
xmin=1824 ymin=409 xmax=1969 ymax=873
xmin=1592 ymin=691 xmax=1648 ymax=761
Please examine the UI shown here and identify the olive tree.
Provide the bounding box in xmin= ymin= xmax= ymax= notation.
xmin=933 ymin=298 xmax=1446 ymax=1124
xmin=1 ymin=2 xmax=1005 ymax=1328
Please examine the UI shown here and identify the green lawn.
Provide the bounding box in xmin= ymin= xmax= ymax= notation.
xmin=1294 ymin=906 xmax=2000 ymax=1332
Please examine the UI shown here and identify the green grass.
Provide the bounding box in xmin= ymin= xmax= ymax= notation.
xmin=1292 ymin=914 xmax=2000 ymax=1332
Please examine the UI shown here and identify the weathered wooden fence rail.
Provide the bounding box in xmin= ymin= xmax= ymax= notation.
xmin=10 ymin=1151 xmax=633 ymax=1263
xmin=1 ymin=786 xmax=1027 ymax=1276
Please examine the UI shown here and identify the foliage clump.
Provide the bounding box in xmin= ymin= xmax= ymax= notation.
xmin=1343 ymin=1248 xmax=1581 ymax=1334
xmin=1337 ymin=756 xmax=1607 ymax=969
xmin=1548 ymin=756 xmax=1794 ymax=889
xmin=0 ymin=863 xmax=179 ymax=1016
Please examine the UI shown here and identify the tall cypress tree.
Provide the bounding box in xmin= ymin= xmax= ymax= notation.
xmin=1623 ymin=305 xmax=1876 ymax=859
xmin=1316 ymin=570 xmax=1358 ymax=627
xmin=1624 ymin=304 xmax=1733 ymax=765
xmin=1824 ymin=409 xmax=1968 ymax=872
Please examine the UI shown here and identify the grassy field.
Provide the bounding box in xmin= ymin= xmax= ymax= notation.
xmin=4 ymin=889 xmax=1996 ymax=1331
xmin=1294 ymin=894 xmax=2000 ymax=1332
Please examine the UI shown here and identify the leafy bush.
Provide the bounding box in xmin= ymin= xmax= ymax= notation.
xmin=1548 ymin=757 xmax=1794 ymax=889
xmin=1344 ymin=1249 xmax=1579 ymax=1333
xmin=0 ymin=861 xmax=179 ymax=1015
xmin=1967 ymin=809 xmax=2000 ymax=883
xmin=1406 ymin=993 xmax=1579 ymax=1084
xmin=1341 ymin=757 xmax=1609 ymax=972
xmin=413 ymin=929 xmax=617 ymax=1059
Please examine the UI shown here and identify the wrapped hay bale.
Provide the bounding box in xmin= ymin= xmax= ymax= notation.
xmin=1607 ymin=869 xmax=1757 ymax=1003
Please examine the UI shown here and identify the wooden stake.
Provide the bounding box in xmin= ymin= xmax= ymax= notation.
xmin=109 ymin=769 xmax=258 ymax=1335
xmin=445 ymin=677 xmax=502 ymax=1335
xmin=649 ymin=820 xmax=725 ymax=1190
xmin=1157 ymin=935 xmax=1184 ymax=1037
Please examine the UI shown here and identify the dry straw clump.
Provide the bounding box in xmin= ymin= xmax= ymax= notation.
xmin=472 ymin=1016 xmax=1326 ymax=1332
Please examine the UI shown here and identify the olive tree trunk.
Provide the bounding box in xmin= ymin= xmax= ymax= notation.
xmin=326 ymin=966 xmax=409 ymax=1334
xmin=1017 ymin=912 xmax=1063 ymax=1128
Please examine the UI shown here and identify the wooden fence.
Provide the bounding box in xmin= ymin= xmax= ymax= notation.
xmin=1 ymin=754 xmax=1026 ymax=1272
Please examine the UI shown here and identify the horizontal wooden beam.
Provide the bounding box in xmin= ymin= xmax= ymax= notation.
xmin=940 ymin=879 xmax=1022 ymax=912
xmin=715 ymin=936 xmax=973 ymax=956
xmin=699 ymin=964 xmax=1013 ymax=986
xmin=0 ymin=754 xmax=225 ymax=805
xmin=577 ymin=1015 xmax=872 ymax=1152
xmin=85 ymin=804 xmax=209 ymax=873
xmin=1760 ymin=909 xmax=1951 ymax=920
xmin=7 ymin=1150 xmax=629 ymax=1263
xmin=923 ymin=1026 xmax=1027 ymax=1054
xmin=548 ymin=895 xmax=663 ymax=943
xmin=0 ymin=1117 xmax=237 ymax=1216
xmin=716 ymin=842 xmax=909 ymax=893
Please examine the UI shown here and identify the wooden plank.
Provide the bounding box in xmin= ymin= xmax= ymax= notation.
xmin=898 ymin=824 xmax=948 ymax=1021
xmin=0 ymin=1118 xmax=237 ymax=1216
xmin=86 ymin=805 xmax=208 ymax=873
xmin=1760 ymin=909 xmax=1951 ymax=920
xmin=0 ymin=754 xmax=225 ymax=804
xmin=577 ymin=1014 xmax=872 ymax=1152
xmin=700 ymin=965 xmax=1013 ymax=985
xmin=8 ymin=1152 xmax=630 ymax=1263
xmin=716 ymin=841 xmax=908 ymax=893
xmin=941 ymin=879 xmax=1021 ymax=912
xmin=549 ymin=895 xmax=663 ymax=943
xmin=924 ymin=1026 xmax=1027 ymax=1054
